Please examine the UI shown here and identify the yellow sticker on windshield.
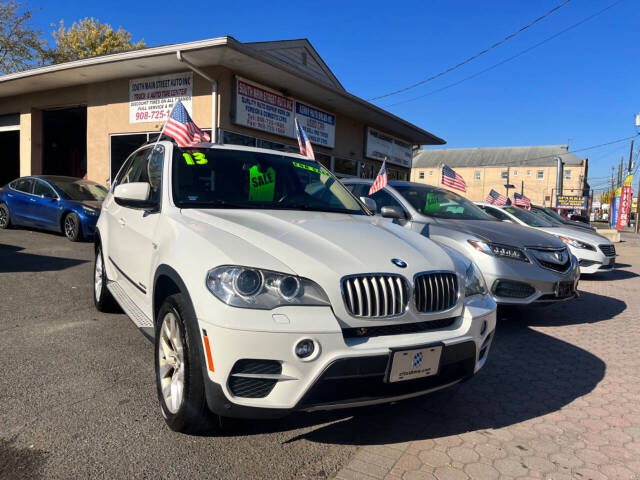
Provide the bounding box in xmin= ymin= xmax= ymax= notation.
xmin=292 ymin=161 xmax=329 ymax=176
xmin=182 ymin=152 xmax=208 ymax=165
xmin=249 ymin=165 xmax=276 ymax=202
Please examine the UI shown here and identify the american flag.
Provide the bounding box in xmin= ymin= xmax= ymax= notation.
xmin=163 ymin=101 xmax=210 ymax=147
xmin=513 ymin=192 xmax=531 ymax=208
xmin=486 ymin=189 xmax=508 ymax=206
xmin=441 ymin=165 xmax=466 ymax=192
xmin=295 ymin=117 xmax=315 ymax=159
xmin=369 ymin=160 xmax=388 ymax=195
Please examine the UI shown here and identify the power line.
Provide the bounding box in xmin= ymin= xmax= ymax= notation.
xmin=383 ymin=0 xmax=624 ymax=108
xmin=367 ymin=0 xmax=571 ymax=101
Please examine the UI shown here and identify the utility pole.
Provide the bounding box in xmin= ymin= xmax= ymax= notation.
xmin=629 ymin=139 xmax=635 ymax=173
xmin=556 ymin=156 xmax=564 ymax=206
xmin=521 ymin=180 xmax=524 ymax=195
xmin=619 ymin=157 xmax=624 ymax=187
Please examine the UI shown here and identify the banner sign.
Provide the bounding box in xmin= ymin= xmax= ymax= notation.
xmin=556 ymin=195 xmax=588 ymax=210
xmin=616 ymin=174 xmax=633 ymax=230
xmin=365 ymin=127 xmax=413 ymax=168
xmin=610 ymin=187 xmax=621 ymax=228
xmin=233 ymin=77 xmax=336 ymax=147
xmin=294 ymin=101 xmax=335 ymax=148
xmin=129 ymin=72 xmax=192 ymax=123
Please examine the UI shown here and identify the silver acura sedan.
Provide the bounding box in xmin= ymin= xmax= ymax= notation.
xmin=342 ymin=179 xmax=580 ymax=306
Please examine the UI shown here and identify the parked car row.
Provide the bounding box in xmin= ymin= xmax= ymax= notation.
xmin=0 ymin=141 xmax=615 ymax=434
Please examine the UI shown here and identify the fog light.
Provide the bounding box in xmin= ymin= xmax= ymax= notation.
xmin=295 ymin=339 xmax=315 ymax=358
xmin=480 ymin=320 xmax=488 ymax=336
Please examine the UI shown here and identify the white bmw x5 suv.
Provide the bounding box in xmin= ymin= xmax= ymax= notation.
xmin=94 ymin=140 xmax=496 ymax=432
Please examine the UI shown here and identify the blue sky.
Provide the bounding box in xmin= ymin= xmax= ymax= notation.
xmin=30 ymin=0 xmax=639 ymax=191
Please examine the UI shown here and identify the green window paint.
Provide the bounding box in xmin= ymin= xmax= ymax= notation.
xmin=249 ymin=165 xmax=276 ymax=202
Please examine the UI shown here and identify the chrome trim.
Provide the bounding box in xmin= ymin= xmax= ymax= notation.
xmin=412 ymin=270 xmax=461 ymax=314
xmin=340 ymin=273 xmax=410 ymax=318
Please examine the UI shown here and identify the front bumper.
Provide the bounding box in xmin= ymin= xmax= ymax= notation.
xmin=478 ymin=255 xmax=580 ymax=306
xmin=198 ymin=296 xmax=496 ymax=418
xmin=572 ymin=247 xmax=616 ymax=274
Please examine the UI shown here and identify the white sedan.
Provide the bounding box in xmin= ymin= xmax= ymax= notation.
xmin=476 ymin=202 xmax=616 ymax=274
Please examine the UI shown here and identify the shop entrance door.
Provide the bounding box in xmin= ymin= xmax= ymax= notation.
xmin=42 ymin=106 xmax=87 ymax=178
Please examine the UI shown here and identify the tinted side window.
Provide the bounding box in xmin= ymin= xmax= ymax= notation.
xmin=137 ymin=146 xmax=164 ymax=204
xmin=14 ymin=178 xmax=34 ymax=194
xmin=33 ymin=179 xmax=57 ymax=198
xmin=364 ymin=188 xmax=402 ymax=213
xmin=119 ymin=150 xmax=149 ymax=185
xmin=480 ymin=206 xmax=510 ymax=221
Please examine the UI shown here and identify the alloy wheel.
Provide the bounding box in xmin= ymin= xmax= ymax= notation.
xmin=0 ymin=207 xmax=7 ymax=227
xmin=64 ymin=216 xmax=77 ymax=239
xmin=158 ymin=311 xmax=185 ymax=414
xmin=94 ymin=251 xmax=103 ymax=301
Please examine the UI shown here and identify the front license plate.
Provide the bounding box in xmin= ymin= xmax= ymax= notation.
xmin=556 ymin=281 xmax=574 ymax=298
xmin=388 ymin=345 xmax=442 ymax=383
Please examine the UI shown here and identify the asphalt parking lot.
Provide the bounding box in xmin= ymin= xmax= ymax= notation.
xmin=1 ymin=228 xmax=639 ymax=480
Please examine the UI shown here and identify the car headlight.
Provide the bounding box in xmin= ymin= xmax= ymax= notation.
xmin=206 ymin=266 xmax=330 ymax=309
xmin=558 ymin=236 xmax=595 ymax=251
xmin=82 ymin=206 xmax=99 ymax=216
xmin=464 ymin=262 xmax=487 ymax=298
xmin=468 ymin=240 xmax=529 ymax=262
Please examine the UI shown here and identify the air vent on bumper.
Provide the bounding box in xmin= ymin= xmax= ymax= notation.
xmin=228 ymin=359 xmax=282 ymax=398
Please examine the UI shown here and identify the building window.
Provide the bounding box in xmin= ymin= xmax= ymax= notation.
xmin=501 ymin=171 xmax=508 ymax=180
xmin=527 ymin=170 xmax=532 ymax=176
xmin=359 ymin=161 xmax=377 ymax=179
xmin=537 ymin=170 xmax=544 ymax=180
xmin=222 ymin=130 xmax=256 ymax=147
xmin=334 ymin=158 xmax=358 ymax=177
xmin=429 ymin=170 xmax=433 ymax=176
xmin=315 ymin=153 xmax=331 ymax=169
xmin=419 ymin=171 xmax=425 ymax=179
xmin=474 ymin=170 xmax=481 ymax=180
xmin=388 ymin=168 xmax=408 ymax=181
xmin=564 ymin=169 xmax=572 ymax=180
xmin=513 ymin=170 xmax=518 ymax=176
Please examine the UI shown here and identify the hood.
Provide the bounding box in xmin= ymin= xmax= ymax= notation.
xmin=180 ymin=209 xmax=457 ymax=281
xmin=430 ymin=218 xmax=566 ymax=249
xmin=537 ymin=225 xmax=610 ymax=246
xmin=75 ymin=200 xmax=103 ymax=210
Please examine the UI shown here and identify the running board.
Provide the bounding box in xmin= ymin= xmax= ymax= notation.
xmin=107 ymin=281 xmax=155 ymax=339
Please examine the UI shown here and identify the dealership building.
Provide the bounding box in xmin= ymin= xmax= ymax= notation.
xmin=0 ymin=36 xmax=444 ymax=188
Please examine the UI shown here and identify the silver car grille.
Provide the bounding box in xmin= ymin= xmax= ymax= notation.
xmin=342 ymin=274 xmax=409 ymax=318
xmin=599 ymin=244 xmax=616 ymax=257
xmin=414 ymin=272 xmax=459 ymax=313
xmin=528 ymin=247 xmax=571 ymax=273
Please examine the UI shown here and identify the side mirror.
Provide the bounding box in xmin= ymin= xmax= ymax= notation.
xmin=360 ymin=196 xmax=377 ymax=212
xmin=381 ymin=206 xmax=406 ymax=220
xmin=114 ymin=182 xmax=154 ymax=209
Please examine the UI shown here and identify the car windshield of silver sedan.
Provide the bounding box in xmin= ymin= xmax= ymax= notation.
xmin=54 ymin=180 xmax=108 ymax=201
xmin=504 ymin=206 xmax=554 ymax=227
xmin=172 ymin=148 xmax=365 ymax=214
xmin=394 ymin=185 xmax=493 ymax=220
xmin=530 ymin=208 xmax=563 ymax=225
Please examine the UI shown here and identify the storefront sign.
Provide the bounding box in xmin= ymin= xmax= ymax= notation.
xmin=616 ymin=174 xmax=633 ymax=230
xmin=294 ymin=101 xmax=335 ymax=148
xmin=365 ymin=127 xmax=413 ymax=168
xmin=234 ymin=77 xmax=295 ymax=138
xmin=233 ymin=77 xmax=336 ymax=147
xmin=556 ymin=195 xmax=587 ymax=210
xmin=129 ymin=72 xmax=193 ymax=123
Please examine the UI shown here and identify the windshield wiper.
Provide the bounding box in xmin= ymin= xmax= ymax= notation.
xmin=271 ymin=204 xmax=357 ymax=214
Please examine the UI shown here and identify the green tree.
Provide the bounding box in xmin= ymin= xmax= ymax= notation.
xmin=0 ymin=0 xmax=45 ymax=74
xmin=46 ymin=17 xmax=145 ymax=64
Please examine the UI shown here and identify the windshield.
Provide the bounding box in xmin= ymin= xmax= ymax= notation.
xmin=54 ymin=179 xmax=108 ymax=201
xmin=172 ymin=148 xmax=364 ymax=214
xmin=530 ymin=208 xmax=563 ymax=225
xmin=543 ymin=208 xmax=567 ymax=222
xmin=504 ymin=206 xmax=554 ymax=227
xmin=394 ymin=184 xmax=493 ymax=220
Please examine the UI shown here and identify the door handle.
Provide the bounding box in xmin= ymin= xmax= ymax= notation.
xmin=118 ymin=217 xmax=126 ymax=227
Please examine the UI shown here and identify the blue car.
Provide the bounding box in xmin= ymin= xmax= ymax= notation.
xmin=0 ymin=175 xmax=108 ymax=241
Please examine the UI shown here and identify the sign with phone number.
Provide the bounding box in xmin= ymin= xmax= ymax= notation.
xmin=129 ymin=72 xmax=193 ymax=124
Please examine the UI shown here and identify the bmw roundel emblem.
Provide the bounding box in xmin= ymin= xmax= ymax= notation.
xmin=391 ymin=258 xmax=407 ymax=268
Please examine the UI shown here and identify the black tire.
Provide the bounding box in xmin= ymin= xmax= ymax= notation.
xmin=63 ymin=212 xmax=82 ymax=242
xmin=0 ymin=203 xmax=10 ymax=229
xmin=155 ymin=293 xmax=211 ymax=433
xmin=93 ymin=245 xmax=120 ymax=313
